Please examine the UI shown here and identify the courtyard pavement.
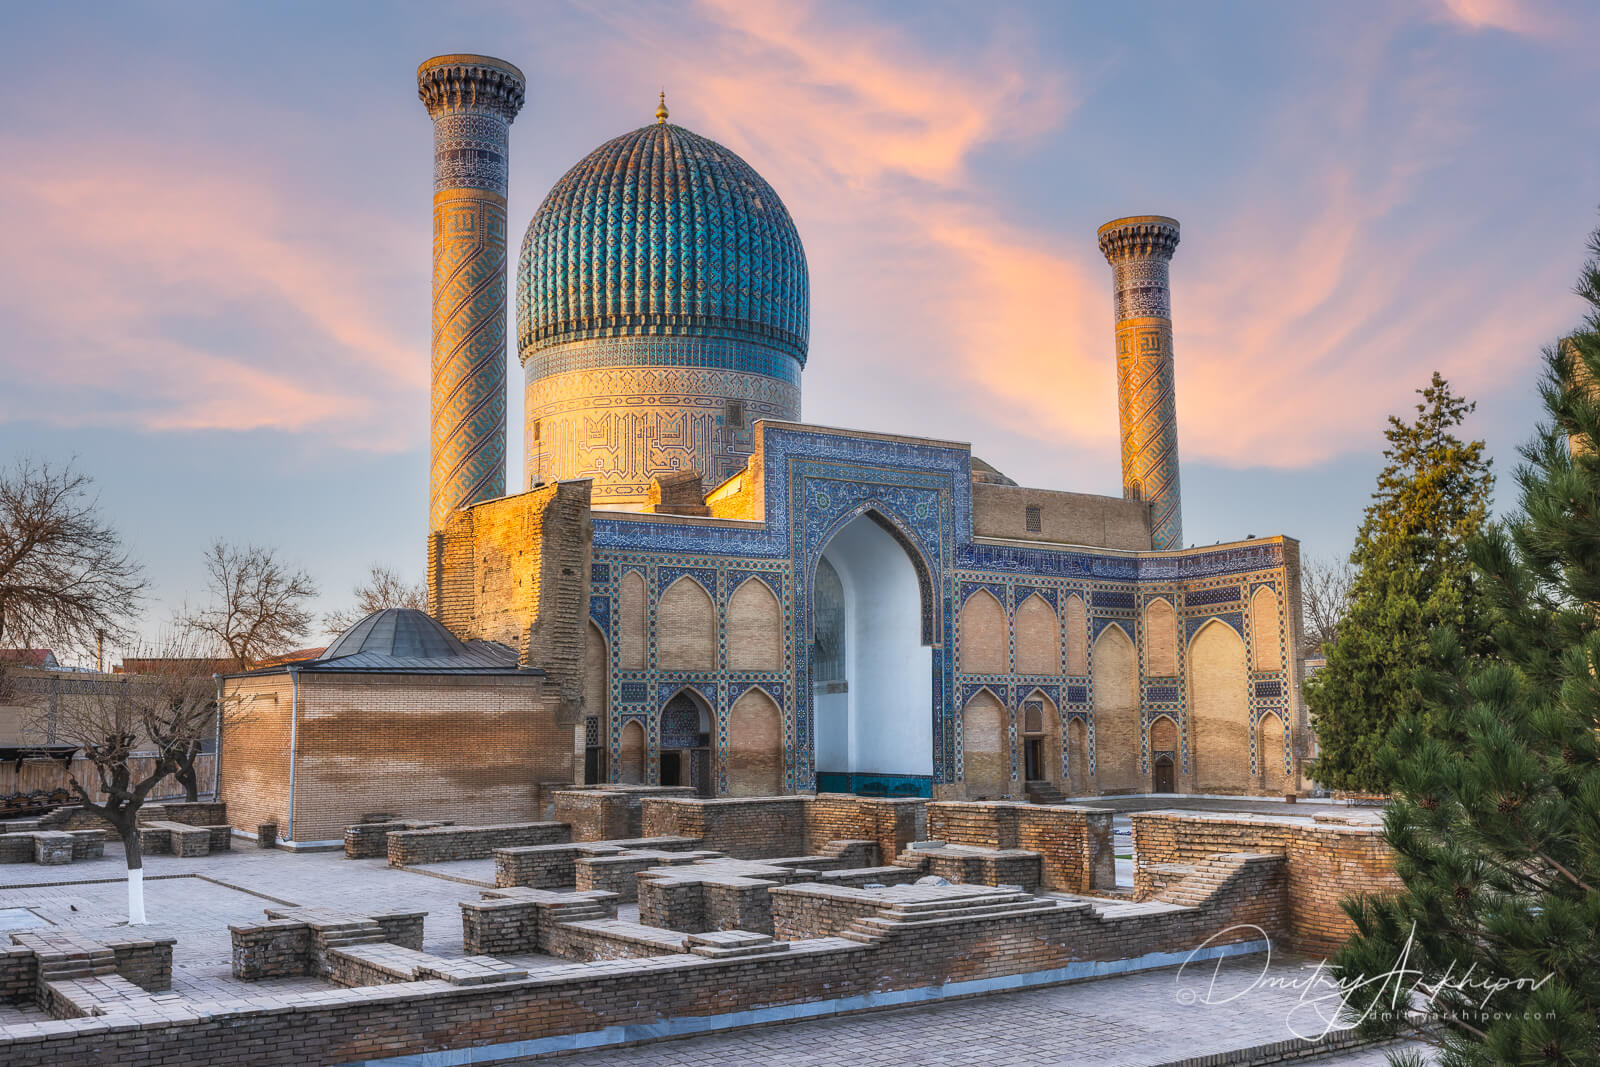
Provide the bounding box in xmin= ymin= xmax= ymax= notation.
xmin=0 ymin=821 xmax=1418 ymax=1065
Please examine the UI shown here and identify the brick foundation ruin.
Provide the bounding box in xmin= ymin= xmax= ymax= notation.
xmin=0 ymin=793 xmax=1400 ymax=1065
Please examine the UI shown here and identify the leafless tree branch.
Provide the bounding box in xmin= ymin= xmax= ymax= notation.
xmin=181 ymin=540 xmax=318 ymax=670
xmin=1302 ymin=554 xmax=1355 ymax=657
xmin=323 ymin=564 xmax=427 ymax=635
xmin=0 ymin=457 xmax=145 ymax=658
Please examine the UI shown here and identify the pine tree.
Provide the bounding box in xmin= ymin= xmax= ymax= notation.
xmin=1334 ymin=228 xmax=1600 ymax=1064
xmin=1306 ymin=373 xmax=1494 ymax=792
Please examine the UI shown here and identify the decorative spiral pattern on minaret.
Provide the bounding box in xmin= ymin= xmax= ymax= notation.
xmin=419 ymin=54 xmax=526 ymax=532
xmin=1099 ymin=216 xmax=1183 ymax=552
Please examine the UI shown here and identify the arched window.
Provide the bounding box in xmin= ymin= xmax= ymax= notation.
xmin=811 ymin=557 xmax=846 ymax=682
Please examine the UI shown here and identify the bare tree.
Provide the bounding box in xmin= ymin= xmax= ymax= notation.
xmin=323 ymin=564 xmax=427 ymax=635
xmin=1301 ymin=555 xmax=1355 ymax=657
xmin=183 ymin=540 xmax=318 ymax=670
xmin=23 ymin=646 xmax=232 ymax=924
xmin=0 ymin=458 xmax=145 ymax=657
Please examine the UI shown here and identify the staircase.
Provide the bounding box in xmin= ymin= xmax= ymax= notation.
xmin=1025 ymin=780 xmax=1066 ymax=805
xmin=1154 ymin=852 xmax=1279 ymax=909
xmin=840 ymin=887 xmax=1061 ymax=944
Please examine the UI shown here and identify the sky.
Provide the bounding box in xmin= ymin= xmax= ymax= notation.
xmin=1 ymin=0 xmax=1596 ymax=664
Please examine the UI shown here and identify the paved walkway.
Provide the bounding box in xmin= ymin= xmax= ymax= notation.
xmin=505 ymin=955 xmax=1430 ymax=1064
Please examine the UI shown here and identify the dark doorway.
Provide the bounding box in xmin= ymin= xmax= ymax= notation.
xmin=660 ymin=751 xmax=682 ymax=786
xmin=583 ymin=747 xmax=605 ymax=784
xmin=1153 ymin=756 xmax=1175 ymax=793
xmin=1024 ymin=739 xmax=1044 ymax=782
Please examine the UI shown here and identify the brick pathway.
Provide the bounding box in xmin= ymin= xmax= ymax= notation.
xmin=501 ymin=957 xmax=1432 ymax=1065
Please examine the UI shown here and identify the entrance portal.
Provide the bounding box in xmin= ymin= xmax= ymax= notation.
xmin=660 ymin=691 xmax=712 ymax=797
xmin=811 ymin=512 xmax=934 ymax=796
xmin=1153 ymin=755 xmax=1175 ymax=794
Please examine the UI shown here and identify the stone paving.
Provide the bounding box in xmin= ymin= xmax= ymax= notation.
xmin=500 ymin=955 xmax=1431 ymax=1065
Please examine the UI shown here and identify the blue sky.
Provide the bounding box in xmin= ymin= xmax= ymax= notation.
xmin=0 ymin=1 xmax=1595 ymax=662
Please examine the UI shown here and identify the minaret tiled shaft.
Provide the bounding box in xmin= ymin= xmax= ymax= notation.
xmin=418 ymin=55 xmax=525 ymax=531
xmin=1099 ymin=216 xmax=1183 ymax=551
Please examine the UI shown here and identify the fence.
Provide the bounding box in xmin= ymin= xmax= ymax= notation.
xmin=0 ymin=753 xmax=217 ymax=805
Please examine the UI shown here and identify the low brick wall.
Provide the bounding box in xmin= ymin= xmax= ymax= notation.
xmin=229 ymin=920 xmax=312 ymax=980
xmin=460 ymin=889 xmax=617 ymax=956
xmin=343 ymin=820 xmax=448 ymax=859
xmin=804 ymin=794 xmax=926 ymax=862
xmin=770 ymin=883 xmax=889 ymax=940
xmin=107 ymin=939 xmax=173 ymax=992
xmin=552 ymin=786 xmax=697 ymax=842
xmin=642 ymin=797 xmax=808 ymax=859
xmin=0 ymin=850 xmax=1296 ymax=1067
xmin=548 ymin=919 xmax=688 ymax=962
xmin=495 ymin=844 xmax=585 ymax=889
xmin=927 ymin=801 xmax=1115 ymax=893
xmin=386 ymin=822 xmax=571 ymax=866
xmin=0 ymin=947 xmax=37 ymax=1005
xmin=139 ymin=802 xmax=227 ymax=827
xmin=1131 ymin=810 xmax=1400 ymax=954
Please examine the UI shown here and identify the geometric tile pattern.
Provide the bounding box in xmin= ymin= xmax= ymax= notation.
xmin=1100 ymin=217 xmax=1183 ymax=552
xmin=587 ymin=422 xmax=1296 ymax=794
xmin=420 ymin=55 xmax=525 ymax=532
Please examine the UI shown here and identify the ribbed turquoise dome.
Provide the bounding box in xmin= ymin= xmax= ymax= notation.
xmin=517 ymin=122 xmax=809 ymax=366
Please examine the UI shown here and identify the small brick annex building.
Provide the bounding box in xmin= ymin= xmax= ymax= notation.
xmin=221 ymin=610 xmax=559 ymax=843
xmin=222 ymin=54 xmax=1311 ymax=843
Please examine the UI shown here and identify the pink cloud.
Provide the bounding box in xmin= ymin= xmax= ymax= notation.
xmin=0 ymin=137 xmax=419 ymax=447
xmin=1433 ymin=0 xmax=1565 ymax=37
xmin=574 ymin=0 xmax=1581 ymax=474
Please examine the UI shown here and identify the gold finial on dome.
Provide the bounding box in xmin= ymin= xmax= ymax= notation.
xmin=656 ymin=90 xmax=669 ymax=124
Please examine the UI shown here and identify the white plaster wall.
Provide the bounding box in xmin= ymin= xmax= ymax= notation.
xmin=822 ymin=515 xmax=934 ymax=777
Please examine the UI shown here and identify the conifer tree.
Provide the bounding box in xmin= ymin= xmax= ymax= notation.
xmin=1306 ymin=373 xmax=1493 ymax=792
xmin=1335 ymin=227 xmax=1600 ymax=1064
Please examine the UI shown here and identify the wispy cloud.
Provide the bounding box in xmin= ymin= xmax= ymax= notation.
xmin=0 ymin=136 xmax=419 ymax=446
xmin=581 ymin=0 xmax=1582 ymax=473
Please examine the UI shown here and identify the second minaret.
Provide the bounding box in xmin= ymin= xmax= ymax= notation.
xmin=1098 ymin=215 xmax=1183 ymax=551
xmin=418 ymin=54 xmax=526 ymax=532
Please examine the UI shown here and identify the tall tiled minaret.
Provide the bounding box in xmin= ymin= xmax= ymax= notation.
xmin=417 ymin=54 xmax=525 ymax=531
xmin=1098 ymin=216 xmax=1183 ymax=551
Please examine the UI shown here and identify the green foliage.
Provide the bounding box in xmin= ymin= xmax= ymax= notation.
xmin=1332 ymin=227 xmax=1600 ymax=1064
xmin=1307 ymin=372 xmax=1494 ymax=791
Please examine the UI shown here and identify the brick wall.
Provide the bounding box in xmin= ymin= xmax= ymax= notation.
xmin=971 ymin=482 xmax=1151 ymax=550
xmin=0 ymin=855 xmax=1292 ymax=1067
xmin=1131 ymin=811 xmax=1400 ymax=954
xmin=641 ymin=797 xmax=808 ymax=858
xmin=221 ymin=670 xmax=562 ymax=843
xmin=386 ymin=822 xmax=570 ymax=866
xmin=429 ymin=481 xmax=592 ymax=724
xmin=926 ymin=801 xmax=1115 ymax=894
xmin=803 ymin=795 xmax=924 ymax=862
xmin=218 ymin=674 xmax=293 ymax=838
xmin=552 ymin=786 xmax=696 ymax=841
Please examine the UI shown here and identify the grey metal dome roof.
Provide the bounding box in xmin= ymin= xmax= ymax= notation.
xmin=309 ymin=609 xmax=525 ymax=673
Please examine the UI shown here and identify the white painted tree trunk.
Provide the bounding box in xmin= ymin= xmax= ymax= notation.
xmin=127 ymin=867 xmax=147 ymax=925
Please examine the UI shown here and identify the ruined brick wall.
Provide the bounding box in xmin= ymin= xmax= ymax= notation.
xmin=927 ymin=801 xmax=1115 ymax=894
xmin=1131 ymin=811 xmax=1400 ymax=954
xmin=803 ymin=795 xmax=925 ymax=861
xmin=641 ymin=797 xmax=808 ymax=858
xmin=218 ymin=674 xmax=293 ymax=839
xmin=553 ymin=787 xmax=696 ymax=841
xmin=428 ymin=480 xmax=593 ymax=722
xmin=385 ymin=822 xmax=570 ymax=866
xmin=2 ymin=854 xmax=1293 ymax=1067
